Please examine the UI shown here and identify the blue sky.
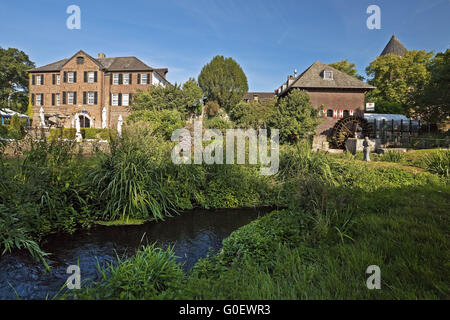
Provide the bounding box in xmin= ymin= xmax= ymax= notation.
xmin=1 ymin=0 xmax=449 ymax=91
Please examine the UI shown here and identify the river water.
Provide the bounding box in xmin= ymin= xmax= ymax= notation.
xmin=0 ymin=207 xmax=270 ymax=300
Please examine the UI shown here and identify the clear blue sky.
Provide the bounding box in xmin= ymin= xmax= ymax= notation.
xmin=1 ymin=0 xmax=449 ymax=91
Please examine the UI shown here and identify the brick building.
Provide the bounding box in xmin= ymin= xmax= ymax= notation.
xmin=28 ymin=50 xmax=169 ymax=129
xmin=276 ymin=61 xmax=374 ymax=135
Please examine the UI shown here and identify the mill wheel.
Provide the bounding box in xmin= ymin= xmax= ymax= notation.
xmin=331 ymin=116 xmax=372 ymax=149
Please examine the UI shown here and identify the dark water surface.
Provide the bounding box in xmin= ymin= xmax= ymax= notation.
xmin=0 ymin=207 xmax=270 ymax=300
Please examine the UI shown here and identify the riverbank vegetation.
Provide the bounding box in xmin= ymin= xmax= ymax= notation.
xmin=64 ymin=142 xmax=449 ymax=299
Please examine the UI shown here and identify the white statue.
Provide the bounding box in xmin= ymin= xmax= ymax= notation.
xmin=102 ymin=107 xmax=107 ymax=129
xmin=75 ymin=115 xmax=82 ymax=142
xmin=117 ymin=115 xmax=123 ymax=138
xmin=39 ymin=107 xmax=45 ymax=128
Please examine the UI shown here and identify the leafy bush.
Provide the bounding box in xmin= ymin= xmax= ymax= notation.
xmin=127 ymin=109 xmax=185 ymax=140
xmin=203 ymin=116 xmax=233 ymax=131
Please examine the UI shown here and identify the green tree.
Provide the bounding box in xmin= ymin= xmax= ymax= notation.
xmin=268 ymin=90 xmax=320 ymax=143
xmin=0 ymin=47 xmax=35 ymax=112
xmin=365 ymin=50 xmax=433 ymax=108
xmin=328 ymin=60 xmax=364 ymax=80
xmin=182 ymin=78 xmax=203 ymax=116
xmin=198 ymin=56 xmax=248 ymax=111
xmin=229 ymin=98 xmax=276 ymax=129
xmin=412 ymin=49 xmax=450 ymax=124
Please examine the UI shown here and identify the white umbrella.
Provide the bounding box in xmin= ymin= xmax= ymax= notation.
xmin=102 ymin=107 xmax=107 ymax=129
xmin=39 ymin=107 xmax=45 ymax=128
xmin=117 ymin=115 xmax=123 ymax=138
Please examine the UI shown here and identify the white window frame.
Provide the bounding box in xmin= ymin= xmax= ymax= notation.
xmin=56 ymin=93 xmax=60 ymax=106
xmin=88 ymin=92 xmax=95 ymax=105
xmin=56 ymin=75 xmax=60 ymax=85
xmin=36 ymin=94 xmax=42 ymax=106
xmin=68 ymin=72 xmax=75 ymax=83
xmin=68 ymin=92 xmax=74 ymax=105
xmin=141 ymin=73 xmax=148 ymax=85
xmin=88 ymin=72 xmax=95 ymax=83
xmin=324 ymin=71 xmax=333 ymax=80
xmin=122 ymin=94 xmax=129 ymax=106
xmin=123 ymin=74 xmax=130 ymax=85
xmin=36 ymin=75 xmax=43 ymax=85
xmin=112 ymin=93 xmax=119 ymax=106
xmin=113 ymin=74 xmax=119 ymax=85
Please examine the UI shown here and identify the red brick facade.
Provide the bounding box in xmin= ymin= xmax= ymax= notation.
xmin=29 ymin=51 xmax=167 ymax=129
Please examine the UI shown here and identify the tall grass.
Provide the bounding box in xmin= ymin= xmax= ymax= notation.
xmin=66 ymin=245 xmax=184 ymax=300
xmin=423 ymin=149 xmax=449 ymax=177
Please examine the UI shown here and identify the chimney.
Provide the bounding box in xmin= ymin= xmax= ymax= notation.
xmin=98 ymin=53 xmax=106 ymax=59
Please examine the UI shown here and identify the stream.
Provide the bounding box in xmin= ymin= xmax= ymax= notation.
xmin=0 ymin=207 xmax=270 ymax=300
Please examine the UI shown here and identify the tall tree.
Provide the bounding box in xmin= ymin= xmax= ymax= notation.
xmin=198 ymin=56 xmax=248 ymax=111
xmin=182 ymin=78 xmax=203 ymax=116
xmin=412 ymin=49 xmax=450 ymax=124
xmin=0 ymin=47 xmax=35 ymax=112
xmin=268 ymin=90 xmax=320 ymax=143
xmin=365 ymin=50 xmax=433 ymax=108
xmin=328 ymin=60 xmax=364 ymax=80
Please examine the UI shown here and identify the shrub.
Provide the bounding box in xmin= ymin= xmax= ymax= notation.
xmin=204 ymin=101 xmax=220 ymax=118
xmin=127 ymin=109 xmax=185 ymax=140
xmin=424 ymin=149 xmax=449 ymax=177
xmin=204 ymin=117 xmax=232 ymax=131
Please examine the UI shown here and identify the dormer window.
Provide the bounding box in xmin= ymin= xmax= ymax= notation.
xmin=77 ymin=57 xmax=84 ymax=65
xmin=324 ymin=70 xmax=333 ymax=80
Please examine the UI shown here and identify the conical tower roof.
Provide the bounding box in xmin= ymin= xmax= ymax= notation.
xmin=380 ymin=35 xmax=407 ymax=56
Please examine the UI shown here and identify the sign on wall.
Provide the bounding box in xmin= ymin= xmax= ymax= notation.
xmin=366 ymin=103 xmax=375 ymax=112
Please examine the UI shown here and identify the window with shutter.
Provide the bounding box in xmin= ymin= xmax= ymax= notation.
xmin=52 ymin=74 xmax=56 ymax=85
xmin=129 ymin=73 xmax=132 ymax=84
xmin=137 ymin=74 xmax=141 ymax=84
xmin=32 ymin=75 xmax=36 ymax=85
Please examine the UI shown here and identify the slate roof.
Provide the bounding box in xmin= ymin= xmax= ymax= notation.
xmin=29 ymin=50 xmax=166 ymax=76
xmin=243 ymin=92 xmax=276 ymax=101
xmin=278 ymin=61 xmax=374 ymax=95
xmin=380 ymin=35 xmax=407 ymax=56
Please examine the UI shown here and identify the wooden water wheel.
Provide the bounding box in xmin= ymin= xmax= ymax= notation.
xmin=331 ymin=116 xmax=372 ymax=149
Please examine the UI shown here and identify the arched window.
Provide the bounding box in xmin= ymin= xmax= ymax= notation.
xmin=327 ymin=109 xmax=333 ymax=117
xmin=79 ymin=115 xmax=90 ymax=128
xmin=343 ymin=110 xmax=350 ymax=117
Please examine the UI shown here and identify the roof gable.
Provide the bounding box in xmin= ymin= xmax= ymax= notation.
xmin=289 ymin=61 xmax=374 ymax=90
